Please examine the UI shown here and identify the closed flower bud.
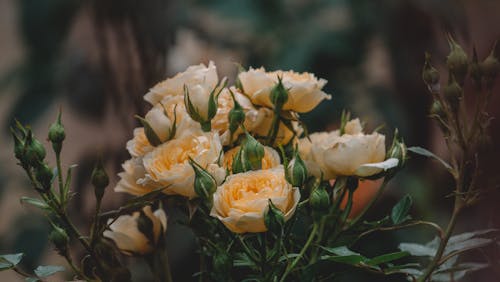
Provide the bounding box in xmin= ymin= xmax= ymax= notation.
xmin=422 ymin=53 xmax=440 ymax=91
xmin=228 ymin=94 xmax=246 ymax=135
xmin=35 ymin=162 xmax=53 ymax=191
xmin=387 ymin=130 xmax=407 ymax=168
xmin=184 ymin=79 xmax=226 ymax=132
xmin=429 ymin=100 xmax=445 ymax=118
xmin=443 ymin=75 xmax=463 ymax=114
xmin=287 ymin=151 xmax=307 ymax=187
xmin=189 ymin=158 xmax=217 ymax=200
xmin=24 ymin=130 xmax=46 ymax=167
xmin=48 ymin=111 xmax=65 ymax=154
xmin=480 ymin=43 xmax=499 ymax=86
xmin=11 ymin=129 xmax=25 ymax=163
xmin=446 ymin=35 xmax=468 ymax=84
xmin=49 ymin=225 xmax=69 ymax=255
xmin=310 ymin=185 xmax=330 ymax=212
xmin=91 ymin=158 xmax=109 ymax=201
xmin=242 ymin=132 xmax=265 ymax=170
xmin=269 ymin=77 xmax=289 ymax=109
xmin=264 ymin=199 xmax=285 ymax=234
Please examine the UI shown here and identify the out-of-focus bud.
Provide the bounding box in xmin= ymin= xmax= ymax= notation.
xmin=242 ymin=132 xmax=265 ymax=170
xmin=91 ymin=158 xmax=109 ymax=201
xmin=49 ymin=224 xmax=69 ymax=256
xmin=23 ymin=129 xmax=46 ymax=167
xmin=443 ymin=75 xmax=463 ymax=114
xmin=48 ymin=111 xmax=65 ymax=155
xmin=264 ymin=199 xmax=285 ymax=234
xmin=446 ymin=35 xmax=468 ymax=84
xmin=429 ymin=100 xmax=445 ymax=118
xmin=269 ymin=77 xmax=289 ymax=110
xmin=228 ymin=90 xmax=246 ymax=136
xmin=287 ymin=151 xmax=307 ymax=187
xmin=189 ymin=158 xmax=217 ymax=200
xmin=480 ymin=41 xmax=499 ymax=87
xmin=387 ymin=129 xmax=407 ymax=169
xmin=422 ymin=52 xmax=441 ymax=92
xmin=309 ymin=185 xmax=330 ymax=212
xmin=35 ymin=162 xmax=53 ymax=191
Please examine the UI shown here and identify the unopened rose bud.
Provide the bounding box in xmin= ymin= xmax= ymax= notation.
xmin=49 ymin=224 xmax=69 ymax=256
xmin=11 ymin=129 xmax=25 ymax=163
xmin=91 ymin=158 xmax=109 ymax=201
xmin=35 ymin=162 xmax=53 ymax=191
xmin=422 ymin=52 xmax=440 ymax=91
xmin=443 ymin=75 xmax=463 ymax=114
xmin=48 ymin=111 xmax=65 ymax=155
xmin=189 ymin=158 xmax=217 ymax=200
xmin=228 ymin=91 xmax=245 ymax=135
xmin=429 ymin=100 xmax=445 ymax=118
xmin=184 ymin=79 xmax=226 ymax=132
xmin=480 ymin=43 xmax=499 ymax=87
xmin=446 ymin=35 xmax=468 ymax=84
xmin=269 ymin=77 xmax=289 ymax=110
xmin=23 ymin=130 xmax=46 ymax=167
xmin=287 ymin=151 xmax=307 ymax=187
xmin=387 ymin=130 xmax=407 ymax=168
xmin=264 ymin=199 xmax=285 ymax=234
xmin=309 ymin=185 xmax=330 ymax=212
xmin=242 ymin=132 xmax=264 ymax=170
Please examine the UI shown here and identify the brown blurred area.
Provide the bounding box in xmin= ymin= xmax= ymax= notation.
xmin=0 ymin=0 xmax=499 ymax=281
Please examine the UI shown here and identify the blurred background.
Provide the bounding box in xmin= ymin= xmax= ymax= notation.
xmin=0 ymin=0 xmax=499 ymax=281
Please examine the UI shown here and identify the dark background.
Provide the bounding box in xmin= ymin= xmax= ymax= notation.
xmin=0 ymin=0 xmax=499 ymax=281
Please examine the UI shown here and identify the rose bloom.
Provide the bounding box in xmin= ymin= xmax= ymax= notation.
xmin=298 ymin=118 xmax=386 ymax=179
xmin=223 ymin=144 xmax=281 ymax=171
xmin=212 ymin=87 xmax=265 ymax=145
xmin=115 ymin=158 xmax=161 ymax=196
xmin=144 ymin=61 xmax=218 ymax=105
xmin=140 ymin=132 xmax=225 ymax=199
xmin=211 ymin=167 xmax=300 ymax=233
xmin=238 ymin=67 xmax=331 ymax=113
xmin=104 ymin=206 xmax=167 ymax=256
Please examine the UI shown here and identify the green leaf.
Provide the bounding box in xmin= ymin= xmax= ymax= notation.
xmin=398 ymin=242 xmax=436 ymax=257
xmin=366 ymin=251 xmax=409 ymax=266
xmin=20 ymin=197 xmax=50 ymax=210
xmin=391 ymin=194 xmax=412 ymax=224
xmin=432 ymin=262 xmax=489 ymax=282
xmin=407 ymin=146 xmax=452 ymax=170
xmin=320 ymin=246 xmax=367 ymax=265
xmin=34 ymin=265 xmax=65 ymax=277
xmin=0 ymin=253 xmax=23 ymax=270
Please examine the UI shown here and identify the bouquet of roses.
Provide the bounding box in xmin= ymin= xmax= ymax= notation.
xmin=4 ymin=37 xmax=499 ymax=282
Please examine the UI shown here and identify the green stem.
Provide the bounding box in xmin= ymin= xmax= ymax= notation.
xmin=267 ymin=105 xmax=282 ymax=145
xmin=279 ymin=224 xmax=318 ymax=282
xmin=55 ymin=151 xmax=65 ymax=206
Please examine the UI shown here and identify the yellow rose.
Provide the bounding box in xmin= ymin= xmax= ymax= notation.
xmin=299 ymin=119 xmax=388 ymax=179
xmin=144 ymin=61 xmax=218 ymax=105
xmin=141 ymin=132 xmax=225 ymax=199
xmin=238 ymin=67 xmax=331 ymax=113
xmin=212 ymin=87 xmax=264 ymax=145
xmin=126 ymin=128 xmax=153 ymax=158
xmin=223 ymin=145 xmax=281 ymax=171
xmin=114 ymin=158 xmax=161 ymax=196
xmin=211 ymin=167 xmax=300 ymax=233
xmin=104 ymin=206 xmax=167 ymax=256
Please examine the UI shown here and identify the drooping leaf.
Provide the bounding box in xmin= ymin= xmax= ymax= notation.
xmin=398 ymin=242 xmax=436 ymax=257
xmin=391 ymin=194 xmax=412 ymax=224
xmin=20 ymin=197 xmax=50 ymax=210
xmin=34 ymin=265 xmax=65 ymax=277
xmin=0 ymin=253 xmax=24 ymax=270
xmin=407 ymin=146 xmax=452 ymax=170
xmin=366 ymin=251 xmax=409 ymax=266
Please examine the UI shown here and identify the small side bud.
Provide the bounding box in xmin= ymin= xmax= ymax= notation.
xmin=264 ymin=199 xmax=285 ymax=234
xmin=23 ymin=129 xmax=46 ymax=167
xmin=387 ymin=129 xmax=407 ymax=169
xmin=269 ymin=77 xmax=289 ymax=110
xmin=228 ymin=90 xmax=246 ymax=136
xmin=287 ymin=151 xmax=307 ymax=187
xmin=480 ymin=41 xmax=499 ymax=87
xmin=91 ymin=158 xmax=109 ymax=201
xmin=242 ymin=132 xmax=265 ymax=170
xmin=309 ymin=185 xmax=330 ymax=212
xmin=189 ymin=158 xmax=217 ymax=200
xmin=11 ymin=129 xmax=25 ymax=163
xmin=422 ymin=52 xmax=440 ymax=92
xmin=48 ymin=111 xmax=65 ymax=155
xmin=443 ymin=75 xmax=463 ymax=114
xmin=49 ymin=224 xmax=70 ymax=256
xmin=35 ymin=162 xmax=53 ymax=191
xmin=446 ymin=35 xmax=468 ymax=84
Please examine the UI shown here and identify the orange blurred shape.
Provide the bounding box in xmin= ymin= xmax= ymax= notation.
xmin=330 ymin=178 xmax=384 ymax=219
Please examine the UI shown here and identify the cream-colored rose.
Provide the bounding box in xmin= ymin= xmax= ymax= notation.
xmin=140 ymin=132 xmax=225 ymax=199
xmin=144 ymin=104 xmax=173 ymax=142
xmin=126 ymin=128 xmax=153 ymax=158
xmin=159 ymin=95 xmax=203 ymax=138
xmin=144 ymin=61 xmax=218 ymax=105
xmin=223 ymin=145 xmax=281 ymax=171
xmin=104 ymin=206 xmax=167 ymax=256
xmin=212 ymin=87 xmax=264 ymax=145
xmin=299 ymin=119 xmax=387 ymax=179
xmin=238 ymin=67 xmax=331 ymax=113
xmin=114 ymin=158 xmax=161 ymax=196
xmin=211 ymin=166 xmax=300 ymax=233
xmin=249 ymin=107 xmax=300 ymax=146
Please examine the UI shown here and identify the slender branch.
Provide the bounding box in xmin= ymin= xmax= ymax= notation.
xmin=279 ymin=224 xmax=318 ymax=282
